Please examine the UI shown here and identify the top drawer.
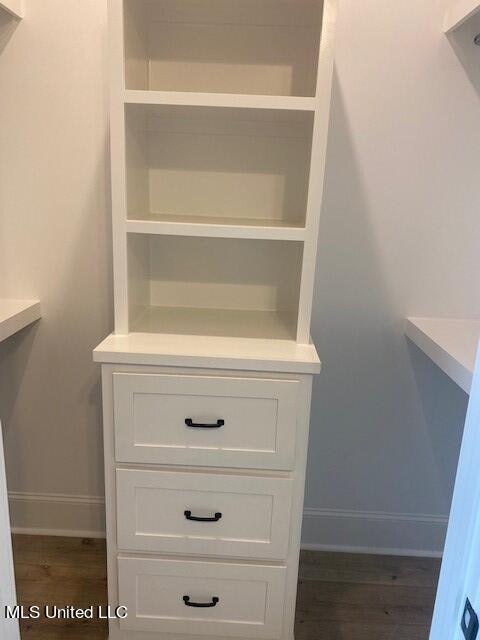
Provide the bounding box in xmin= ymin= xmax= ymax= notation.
xmin=113 ymin=373 xmax=299 ymax=470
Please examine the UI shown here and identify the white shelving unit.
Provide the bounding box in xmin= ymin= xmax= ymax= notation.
xmin=444 ymin=0 xmax=480 ymax=32
xmin=0 ymin=0 xmax=23 ymax=20
xmin=96 ymin=1 xmax=337 ymax=638
xmin=110 ymin=0 xmax=337 ymax=344
xmin=406 ymin=317 xmax=480 ymax=394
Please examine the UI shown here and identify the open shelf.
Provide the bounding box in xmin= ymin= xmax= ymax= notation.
xmin=444 ymin=0 xmax=480 ymax=32
xmin=0 ymin=0 xmax=23 ymax=19
xmin=406 ymin=317 xmax=480 ymax=394
xmin=0 ymin=299 xmax=40 ymax=342
xmin=125 ymin=104 xmax=314 ymax=232
xmin=123 ymin=0 xmax=323 ymax=97
xmin=128 ymin=235 xmax=303 ymax=340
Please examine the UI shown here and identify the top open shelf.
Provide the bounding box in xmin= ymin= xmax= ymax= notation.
xmin=123 ymin=0 xmax=324 ymax=97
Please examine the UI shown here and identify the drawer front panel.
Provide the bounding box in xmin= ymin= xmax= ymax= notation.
xmin=116 ymin=468 xmax=293 ymax=559
xmin=113 ymin=373 xmax=299 ymax=470
xmin=118 ymin=556 xmax=286 ymax=638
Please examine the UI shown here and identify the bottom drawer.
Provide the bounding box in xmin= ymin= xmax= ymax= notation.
xmin=118 ymin=556 xmax=286 ymax=639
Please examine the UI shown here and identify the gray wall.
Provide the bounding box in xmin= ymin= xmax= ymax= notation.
xmin=304 ymin=0 xmax=480 ymax=553
xmin=0 ymin=0 xmax=479 ymax=551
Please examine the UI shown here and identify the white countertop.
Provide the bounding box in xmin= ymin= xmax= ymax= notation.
xmin=94 ymin=332 xmax=321 ymax=374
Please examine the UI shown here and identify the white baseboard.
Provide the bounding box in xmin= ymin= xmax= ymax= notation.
xmin=8 ymin=491 xmax=106 ymax=538
xmin=7 ymin=492 xmax=448 ymax=557
xmin=301 ymin=507 xmax=447 ymax=557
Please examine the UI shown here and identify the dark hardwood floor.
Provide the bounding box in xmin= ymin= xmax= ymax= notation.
xmin=11 ymin=535 xmax=440 ymax=639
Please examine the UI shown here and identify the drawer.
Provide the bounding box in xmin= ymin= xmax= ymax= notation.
xmin=113 ymin=373 xmax=299 ymax=470
xmin=116 ymin=468 xmax=293 ymax=559
xmin=118 ymin=556 xmax=286 ymax=638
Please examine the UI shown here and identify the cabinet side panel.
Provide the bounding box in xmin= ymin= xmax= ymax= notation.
xmin=297 ymin=0 xmax=338 ymax=343
xmin=281 ymin=375 xmax=313 ymax=639
xmin=109 ymin=0 xmax=129 ymax=333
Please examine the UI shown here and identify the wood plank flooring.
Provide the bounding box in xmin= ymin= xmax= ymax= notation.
xmin=11 ymin=535 xmax=440 ymax=639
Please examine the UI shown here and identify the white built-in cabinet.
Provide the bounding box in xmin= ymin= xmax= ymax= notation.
xmin=95 ymin=1 xmax=337 ymax=638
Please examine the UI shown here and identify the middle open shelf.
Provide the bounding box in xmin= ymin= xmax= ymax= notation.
xmin=125 ymin=103 xmax=314 ymax=235
xmin=128 ymin=234 xmax=303 ymax=340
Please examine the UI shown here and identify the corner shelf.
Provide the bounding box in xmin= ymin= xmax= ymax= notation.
xmin=0 ymin=299 xmax=41 ymax=342
xmin=444 ymin=0 xmax=480 ymax=33
xmin=405 ymin=317 xmax=480 ymax=394
xmin=0 ymin=0 xmax=23 ymax=20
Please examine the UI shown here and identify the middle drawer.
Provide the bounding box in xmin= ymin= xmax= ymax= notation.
xmin=116 ymin=468 xmax=293 ymax=560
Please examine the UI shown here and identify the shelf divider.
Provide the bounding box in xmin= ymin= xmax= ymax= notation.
xmin=124 ymin=90 xmax=317 ymax=112
xmin=126 ymin=217 xmax=306 ymax=242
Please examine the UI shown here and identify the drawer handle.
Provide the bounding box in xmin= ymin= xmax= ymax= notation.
xmin=184 ymin=510 xmax=222 ymax=522
xmin=183 ymin=596 xmax=219 ymax=608
xmin=185 ymin=418 xmax=225 ymax=429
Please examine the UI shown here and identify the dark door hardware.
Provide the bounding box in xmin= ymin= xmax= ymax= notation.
xmin=462 ymin=598 xmax=479 ymax=640
xmin=185 ymin=418 xmax=224 ymax=429
xmin=184 ymin=510 xmax=222 ymax=522
xmin=183 ymin=596 xmax=219 ymax=608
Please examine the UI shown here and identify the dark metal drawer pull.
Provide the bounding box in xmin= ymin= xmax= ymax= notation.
xmin=184 ymin=510 xmax=222 ymax=522
xmin=183 ymin=596 xmax=219 ymax=608
xmin=185 ymin=418 xmax=224 ymax=429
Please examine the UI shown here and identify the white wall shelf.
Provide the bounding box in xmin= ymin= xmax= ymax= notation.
xmin=0 ymin=299 xmax=41 ymax=343
xmin=444 ymin=0 xmax=480 ymax=33
xmin=124 ymin=90 xmax=317 ymax=112
xmin=0 ymin=0 xmax=23 ymax=20
xmin=405 ymin=317 xmax=480 ymax=394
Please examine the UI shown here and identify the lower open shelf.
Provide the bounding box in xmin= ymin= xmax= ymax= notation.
xmin=130 ymin=306 xmax=297 ymax=341
xmin=127 ymin=234 xmax=303 ymax=341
